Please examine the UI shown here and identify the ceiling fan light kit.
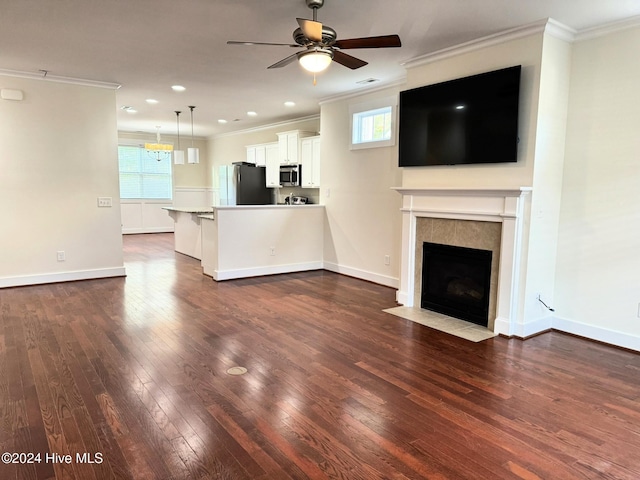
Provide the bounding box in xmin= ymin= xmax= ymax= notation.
xmin=227 ymin=0 xmax=401 ymax=83
xmin=299 ymin=48 xmax=333 ymax=73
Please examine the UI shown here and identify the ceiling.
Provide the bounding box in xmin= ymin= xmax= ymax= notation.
xmin=1 ymin=0 xmax=639 ymax=138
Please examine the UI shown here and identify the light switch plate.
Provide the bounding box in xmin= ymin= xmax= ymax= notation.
xmin=97 ymin=197 xmax=112 ymax=207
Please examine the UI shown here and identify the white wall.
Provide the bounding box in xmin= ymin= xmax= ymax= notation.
xmin=554 ymin=25 xmax=640 ymax=349
xmin=319 ymin=86 xmax=403 ymax=287
xmin=522 ymin=33 xmax=572 ymax=327
xmin=0 ymin=75 xmax=124 ymax=287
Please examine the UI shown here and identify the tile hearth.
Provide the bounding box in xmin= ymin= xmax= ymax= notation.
xmin=384 ymin=306 xmax=497 ymax=342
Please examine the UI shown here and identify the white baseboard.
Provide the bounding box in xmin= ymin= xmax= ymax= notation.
xmin=553 ymin=315 xmax=640 ymax=352
xmin=396 ymin=290 xmax=411 ymax=306
xmin=494 ymin=315 xmax=553 ymax=338
xmin=322 ymin=262 xmax=399 ymax=289
xmin=213 ymin=262 xmax=323 ymax=281
xmin=494 ymin=313 xmax=640 ymax=352
xmin=123 ymin=227 xmax=174 ymax=235
xmin=0 ymin=266 xmax=126 ymax=288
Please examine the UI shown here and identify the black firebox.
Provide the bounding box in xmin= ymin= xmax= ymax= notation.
xmin=421 ymin=242 xmax=492 ymax=327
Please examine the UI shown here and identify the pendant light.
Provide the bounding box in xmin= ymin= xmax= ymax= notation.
xmin=174 ymin=110 xmax=185 ymax=165
xmin=187 ymin=105 xmax=199 ymax=164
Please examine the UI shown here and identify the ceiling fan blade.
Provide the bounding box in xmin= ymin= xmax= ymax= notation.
xmin=297 ymin=18 xmax=323 ymax=42
xmin=332 ymin=50 xmax=368 ymax=70
xmin=227 ymin=40 xmax=300 ymax=47
xmin=267 ymin=52 xmax=300 ymax=69
xmin=334 ymin=34 xmax=402 ymax=49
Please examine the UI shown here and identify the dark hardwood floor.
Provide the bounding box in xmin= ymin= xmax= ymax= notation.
xmin=1 ymin=233 xmax=639 ymax=479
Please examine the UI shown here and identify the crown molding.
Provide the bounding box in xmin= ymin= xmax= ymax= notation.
xmin=575 ymin=15 xmax=640 ymax=41
xmin=545 ymin=18 xmax=577 ymax=42
xmin=319 ymin=77 xmax=406 ymax=105
xmin=402 ymin=19 xmax=552 ymax=69
xmin=211 ymin=114 xmax=320 ymax=139
xmin=0 ymin=68 xmax=121 ymax=90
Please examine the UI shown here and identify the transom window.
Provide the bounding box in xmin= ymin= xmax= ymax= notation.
xmin=352 ymin=106 xmax=392 ymax=145
xmin=349 ymin=95 xmax=397 ymax=150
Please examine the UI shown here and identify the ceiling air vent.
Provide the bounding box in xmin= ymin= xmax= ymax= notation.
xmin=356 ymin=78 xmax=380 ymax=85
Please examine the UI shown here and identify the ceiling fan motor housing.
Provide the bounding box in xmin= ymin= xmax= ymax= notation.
xmin=293 ymin=25 xmax=337 ymax=46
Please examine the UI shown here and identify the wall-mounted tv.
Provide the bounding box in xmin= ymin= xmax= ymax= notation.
xmin=398 ymin=65 xmax=521 ymax=167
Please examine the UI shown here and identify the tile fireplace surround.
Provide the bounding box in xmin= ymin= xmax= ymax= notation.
xmin=393 ymin=187 xmax=532 ymax=337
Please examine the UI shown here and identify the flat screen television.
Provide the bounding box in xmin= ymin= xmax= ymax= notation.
xmin=398 ymin=65 xmax=521 ymax=167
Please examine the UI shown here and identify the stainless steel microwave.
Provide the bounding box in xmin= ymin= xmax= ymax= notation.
xmin=280 ymin=164 xmax=301 ymax=187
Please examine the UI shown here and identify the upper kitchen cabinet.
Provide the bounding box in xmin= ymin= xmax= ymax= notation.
xmin=300 ymin=136 xmax=321 ymax=188
xmin=265 ymin=143 xmax=280 ymax=188
xmin=277 ymin=130 xmax=316 ymax=165
xmin=246 ymin=143 xmax=271 ymax=166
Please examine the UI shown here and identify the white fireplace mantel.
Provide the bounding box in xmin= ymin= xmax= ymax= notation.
xmin=392 ymin=186 xmax=532 ymax=336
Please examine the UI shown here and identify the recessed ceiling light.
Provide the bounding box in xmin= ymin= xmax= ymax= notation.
xmin=247 ymin=111 xmax=257 ymax=117
xmin=126 ymin=109 xmax=137 ymax=114
xmin=146 ymin=98 xmax=159 ymax=104
xmin=218 ymin=119 xmax=228 ymax=124
xmin=171 ymin=85 xmax=186 ymax=92
xmin=284 ymin=101 xmax=296 ymax=107
xmin=455 ymin=105 xmax=465 ymax=110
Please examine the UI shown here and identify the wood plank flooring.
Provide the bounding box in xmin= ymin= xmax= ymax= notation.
xmin=1 ymin=232 xmax=639 ymax=479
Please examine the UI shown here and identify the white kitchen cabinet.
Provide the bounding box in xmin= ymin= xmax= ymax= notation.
xmin=277 ymin=130 xmax=315 ymax=165
xmin=300 ymin=136 xmax=321 ymax=188
xmin=246 ymin=146 xmax=256 ymax=164
xmin=265 ymin=142 xmax=280 ymax=187
xmin=246 ymin=144 xmax=268 ymax=166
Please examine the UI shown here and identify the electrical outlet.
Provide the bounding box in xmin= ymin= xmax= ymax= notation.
xmin=97 ymin=197 xmax=112 ymax=207
xmin=384 ymin=255 xmax=390 ymax=265
xmin=57 ymin=251 xmax=65 ymax=262
xmin=270 ymin=247 xmax=276 ymax=256
xmin=325 ymin=188 xmax=330 ymax=198
xmin=637 ymin=303 xmax=640 ymax=318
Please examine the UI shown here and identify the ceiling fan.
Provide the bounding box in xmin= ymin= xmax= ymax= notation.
xmin=227 ymin=0 xmax=401 ymax=76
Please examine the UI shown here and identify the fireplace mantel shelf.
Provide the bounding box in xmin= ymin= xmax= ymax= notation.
xmin=392 ymin=186 xmax=532 ymax=197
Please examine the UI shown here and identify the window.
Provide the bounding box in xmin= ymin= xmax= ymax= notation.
xmin=118 ymin=145 xmax=172 ymax=200
xmin=349 ymin=95 xmax=397 ymax=150
xmin=353 ymin=106 xmax=392 ymax=144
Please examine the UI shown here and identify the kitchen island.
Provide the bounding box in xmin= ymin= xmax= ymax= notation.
xmin=163 ymin=207 xmax=213 ymax=260
xmin=200 ymin=204 xmax=324 ymax=281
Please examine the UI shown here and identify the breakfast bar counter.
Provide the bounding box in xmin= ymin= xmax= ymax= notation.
xmin=200 ymin=204 xmax=324 ymax=281
xmin=163 ymin=207 xmax=214 ymax=260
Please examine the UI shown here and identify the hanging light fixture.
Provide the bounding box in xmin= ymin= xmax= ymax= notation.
xmin=174 ymin=111 xmax=185 ymax=165
xmin=187 ymin=105 xmax=199 ymax=164
xmin=145 ymin=126 xmax=173 ymax=162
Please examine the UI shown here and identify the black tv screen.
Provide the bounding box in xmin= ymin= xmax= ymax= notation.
xmin=398 ymin=65 xmax=521 ymax=167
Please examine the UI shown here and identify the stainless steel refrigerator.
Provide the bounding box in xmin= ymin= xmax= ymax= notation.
xmin=218 ymin=163 xmax=273 ymax=205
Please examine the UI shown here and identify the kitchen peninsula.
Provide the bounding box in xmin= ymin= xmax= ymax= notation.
xmin=200 ymin=204 xmax=324 ymax=281
xmin=163 ymin=207 xmax=214 ymax=260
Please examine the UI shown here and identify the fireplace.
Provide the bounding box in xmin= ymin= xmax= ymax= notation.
xmin=393 ymin=187 xmax=532 ymax=336
xmin=421 ymin=242 xmax=492 ymax=327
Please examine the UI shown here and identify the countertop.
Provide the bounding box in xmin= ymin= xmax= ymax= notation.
xmin=198 ymin=204 xmax=323 ymax=221
xmin=162 ymin=207 xmax=214 ymax=214
xmin=213 ymin=204 xmax=324 ymax=210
